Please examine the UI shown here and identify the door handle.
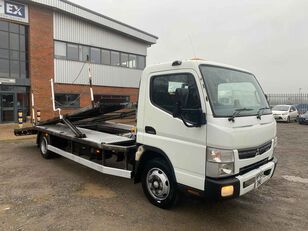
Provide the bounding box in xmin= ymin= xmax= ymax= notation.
xmin=145 ymin=126 xmax=156 ymax=135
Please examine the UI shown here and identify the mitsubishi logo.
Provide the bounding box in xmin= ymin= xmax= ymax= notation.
xmin=5 ymin=1 xmax=25 ymax=18
xmin=256 ymin=148 xmax=260 ymax=156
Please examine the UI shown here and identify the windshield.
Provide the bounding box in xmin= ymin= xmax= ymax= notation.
xmin=199 ymin=65 xmax=270 ymax=117
xmin=272 ymin=105 xmax=290 ymax=111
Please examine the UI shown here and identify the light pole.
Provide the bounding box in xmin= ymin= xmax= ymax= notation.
xmin=299 ymin=88 xmax=302 ymax=109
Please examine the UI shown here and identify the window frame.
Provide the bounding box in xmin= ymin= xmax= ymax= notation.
xmin=54 ymin=41 xmax=67 ymax=59
xmin=55 ymin=93 xmax=80 ymax=108
xmin=199 ymin=64 xmax=271 ymax=118
xmin=0 ymin=21 xmax=28 ymax=79
xmin=67 ymin=43 xmax=79 ymax=61
xmin=150 ymin=72 xmax=202 ymax=117
xmin=101 ymin=49 xmax=111 ymax=65
xmin=53 ymin=40 xmax=146 ymax=70
xmin=94 ymin=94 xmax=130 ymax=104
xmin=90 ymin=47 xmax=101 ymax=64
xmin=111 ymin=51 xmax=120 ymax=66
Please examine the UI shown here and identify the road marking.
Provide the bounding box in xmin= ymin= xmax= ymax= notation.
xmin=282 ymin=175 xmax=308 ymax=184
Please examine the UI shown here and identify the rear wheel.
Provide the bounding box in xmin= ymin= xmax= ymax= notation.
xmin=141 ymin=158 xmax=179 ymax=209
xmin=39 ymin=135 xmax=54 ymax=159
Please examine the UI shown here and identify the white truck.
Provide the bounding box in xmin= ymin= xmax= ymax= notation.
xmin=15 ymin=59 xmax=278 ymax=209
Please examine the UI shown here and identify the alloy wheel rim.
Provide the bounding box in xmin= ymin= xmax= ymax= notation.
xmin=146 ymin=167 xmax=170 ymax=201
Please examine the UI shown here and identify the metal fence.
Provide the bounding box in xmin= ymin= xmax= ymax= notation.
xmin=267 ymin=93 xmax=308 ymax=113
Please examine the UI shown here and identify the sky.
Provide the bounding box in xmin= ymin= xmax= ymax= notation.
xmin=74 ymin=0 xmax=308 ymax=93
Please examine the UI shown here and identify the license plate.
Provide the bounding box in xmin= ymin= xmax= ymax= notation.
xmin=255 ymin=172 xmax=264 ymax=188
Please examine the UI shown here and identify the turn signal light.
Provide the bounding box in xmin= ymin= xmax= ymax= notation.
xmin=221 ymin=185 xmax=234 ymax=197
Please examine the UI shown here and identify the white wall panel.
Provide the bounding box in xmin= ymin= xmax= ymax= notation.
xmin=54 ymin=12 xmax=147 ymax=55
xmin=55 ymin=59 xmax=142 ymax=88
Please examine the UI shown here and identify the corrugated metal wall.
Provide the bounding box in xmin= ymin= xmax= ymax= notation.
xmin=29 ymin=0 xmax=157 ymax=44
xmin=53 ymin=12 xmax=147 ymax=88
xmin=55 ymin=59 xmax=142 ymax=88
xmin=54 ymin=12 xmax=147 ymax=55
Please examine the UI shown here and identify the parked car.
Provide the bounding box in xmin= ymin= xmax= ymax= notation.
xmin=295 ymin=104 xmax=308 ymax=115
xmin=298 ymin=111 xmax=308 ymax=124
xmin=272 ymin=105 xmax=299 ymax=122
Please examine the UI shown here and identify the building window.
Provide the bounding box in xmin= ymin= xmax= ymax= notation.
xmin=94 ymin=94 xmax=130 ymax=104
xmin=0 ymin=21 xmax=28 ymax=79
xmin=90 ymin=47 xmax=101 ymax=64
xmin=10 ymin=33 xmax=19 ymax=50
xmin=67 ymin=43 xmax=79 ymax=61
xmin=79 ymin=45 xmax=90 ymax=62
xmin=121 ymin=53 xmax=129 ymax=67
xmin=0 ymin=31 xmax=9 ymax=49
xmin=137 ymin=55 xmax=146 ymax=70
xmin=128 ymin=54 xmax=136 ymax=69
xmin=101 ymin=49 xmax=110 ymax=65
xmin=55 ymin=94 xmax=80 ymax=108
xmin=0 ymin=49 xmax=9 ymax=59
xmin=55 ymin=41 xmax=66 ymax=59
xmin=10 ymin=60 xmax=19 ymax=78
xmin=53 ymin=40 xmax=146 ymax=70
xmin=9 ymin=23 xmax=19 ymax=33
xmin=0 ymin=59 xmax=9 ymax=77
xmin=111 ymin=51 xmax=120 ymax=66
xmin=0 ymin=21 xmax=8 ymax=31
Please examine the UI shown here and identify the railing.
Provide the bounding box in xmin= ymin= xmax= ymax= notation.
xmin=267 ymin=93 xmax=308 ymax=113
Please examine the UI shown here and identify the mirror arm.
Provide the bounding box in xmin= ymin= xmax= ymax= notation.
xmin=179 ymin=114 xmax=198 ymax=128
xmin=179 ymin=111 xmax=206 ymax=128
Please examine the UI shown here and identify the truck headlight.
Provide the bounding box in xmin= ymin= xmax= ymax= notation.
xmin=206 ymin=148 xmax=235 ymax=178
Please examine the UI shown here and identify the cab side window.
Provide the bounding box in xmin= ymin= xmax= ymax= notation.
xmin=150 ymin=73 xmax=201 ymax=122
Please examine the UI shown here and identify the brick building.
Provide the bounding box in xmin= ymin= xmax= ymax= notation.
xmin=0 ymin=0 xmax=157 ymax=123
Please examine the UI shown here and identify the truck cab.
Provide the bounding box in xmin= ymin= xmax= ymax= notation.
xmin=136 ymin=59 xmax=277 ymax=208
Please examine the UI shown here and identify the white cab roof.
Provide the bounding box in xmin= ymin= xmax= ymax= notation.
xmin=145 ymin=59 xmax=252 ymax=74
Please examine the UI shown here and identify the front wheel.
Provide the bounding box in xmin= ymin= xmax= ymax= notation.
xmin=141 ymin=158 xmax=179 ymax=209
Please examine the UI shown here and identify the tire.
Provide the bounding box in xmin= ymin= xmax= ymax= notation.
xmin=141 ymin=158 xmax=179 ymax=209
xmin=39 ymin=135 xmax=54 ymax=159
xmin=287 ymin=116 xmax=290 ymax=123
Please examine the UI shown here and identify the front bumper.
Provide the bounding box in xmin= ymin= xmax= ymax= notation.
xmin=205 ymin=157 xmax=278 ymax=200
xmin=273 ymin=115 xmax=288 ymax=121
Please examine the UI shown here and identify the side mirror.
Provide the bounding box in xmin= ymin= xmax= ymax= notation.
xmin=265 ymin=94 xmax=270 ymax=104
xmin=175 ymin=88 xmax=189 ymax=106
xmin=173 ymin=88 xmax=189 ymax=118
xmin=173 ymin=88 xmax=206 ymax=127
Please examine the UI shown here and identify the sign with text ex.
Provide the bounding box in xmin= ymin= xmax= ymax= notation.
xmin=5 ymin=1 xmax=25 ymax=18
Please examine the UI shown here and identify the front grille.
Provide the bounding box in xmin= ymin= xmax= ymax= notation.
xmin=238 ymin=141 xmax=272 ymax=159
xmin=239 ymin=158 xmax=269 ymax=175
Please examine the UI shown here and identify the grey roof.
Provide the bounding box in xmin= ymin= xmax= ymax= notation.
xmin=20 ymin=0 xmax=158 ymax=44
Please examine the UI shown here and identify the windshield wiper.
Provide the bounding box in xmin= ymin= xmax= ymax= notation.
xmin=257 ymin=107 xmax=271 ymax=120
xmin=228 ymin=108 xmax=254 ymax=122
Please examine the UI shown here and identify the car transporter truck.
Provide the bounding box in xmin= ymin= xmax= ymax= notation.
xmin=15 ymin=59 xmax=278 ymax=209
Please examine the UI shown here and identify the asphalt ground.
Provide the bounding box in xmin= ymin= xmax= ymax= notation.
xmin=0 ymin=122 xmax=307 ymax=231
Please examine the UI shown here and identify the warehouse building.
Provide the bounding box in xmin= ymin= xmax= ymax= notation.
xmin=0 ymin=0 xmax=157 ymax=123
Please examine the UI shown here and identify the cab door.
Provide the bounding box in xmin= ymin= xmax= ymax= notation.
xmin=139 ymin=70 xmax=207 ymax=190
xmin=290 ymin=106 xmax=297 ymax=120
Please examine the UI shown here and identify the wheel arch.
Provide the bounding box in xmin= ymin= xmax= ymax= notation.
xmin=134 ymin=145 xmax=176 ymax=184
